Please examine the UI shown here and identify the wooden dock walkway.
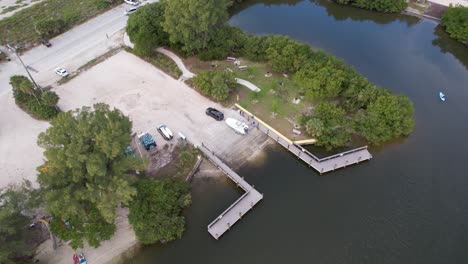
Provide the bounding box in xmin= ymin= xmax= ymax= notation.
xmin=235 ymin=104 xmax=372 ymax=174
xmin=199 ymin=143 xmax=263 ymax=240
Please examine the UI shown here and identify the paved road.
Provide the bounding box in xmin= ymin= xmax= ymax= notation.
xmin=0 ymin=0 xmax=157 ymax=95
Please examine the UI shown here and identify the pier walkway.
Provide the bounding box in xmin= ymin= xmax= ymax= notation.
xmin=235 ymin=104 xmax=372 ymax=174
xmin=199 ymin=143 xmax=263 ymax=240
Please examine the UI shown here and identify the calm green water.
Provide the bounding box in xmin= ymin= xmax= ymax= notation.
xmin=131 ymin=1 xmax=468 ymax=263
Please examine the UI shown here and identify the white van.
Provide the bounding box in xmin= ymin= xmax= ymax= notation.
xmin=157 ymin=125 xmax=173 ymax=140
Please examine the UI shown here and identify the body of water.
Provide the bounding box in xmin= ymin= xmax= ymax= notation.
xmin=130 ymin=1 xmax=468 ymax=263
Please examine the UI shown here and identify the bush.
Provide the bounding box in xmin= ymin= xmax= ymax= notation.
xmin=441 ymin=5 xmax=468 ymax=43
xmin=192 ymin=70 xmax=236 ymax=101
xmin=10 ymin=75 xmax=59 ymax=120
xmin=35 ymin=19 xmax=66 ymax=37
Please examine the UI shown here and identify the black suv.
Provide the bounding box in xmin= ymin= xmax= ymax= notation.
xmin=206 ymin=107 xmax=224 ymax=121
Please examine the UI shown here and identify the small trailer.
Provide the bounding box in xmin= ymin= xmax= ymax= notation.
xmin=138 ymin=132 xmax=156 ymax=150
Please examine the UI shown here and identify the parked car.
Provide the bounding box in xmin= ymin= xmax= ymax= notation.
xmin=157 ymin=125 xmax=173 ymax=140
xmin=124 ymin=7 xmax=138 ymax=15
xmin=78 ymin=253 xmax=87 ymax=264
xmin=206 ymin=107 xmax=224 ymax=121
xmin=55 ymin=67 xmax=69 ymax=77
xmin=124 ymin=0 xmax=140 ymax=5
xmin=41 ymin=38 xmax=52 ymax=47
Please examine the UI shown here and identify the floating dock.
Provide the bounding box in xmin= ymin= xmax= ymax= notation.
xmin=199 ymin=143 xmax=263 ymax=240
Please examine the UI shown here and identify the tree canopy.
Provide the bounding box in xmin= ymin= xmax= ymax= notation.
xmin=162 ymin=0 xmax=230 ymax=53
xmin=0 ymin=182 xmax=37 ymax=264
xmin=301 ymin=102 xmax=350 ymax=150
xmin=128 ymin=179 xmax=191 ymax=244
xmin=334 ymin=0 xmax=407 ymax=13
xmin=126 ymin=2 xmax=169 ymax=56
xmin=354 ymin=94 xmax=415 ymax=144
xmin=441 ymin=5 xmax=468 ymax=43
xmin=37 ymin=103 xmax=141 ymax=248
xmin=192 ymin=70 xmax=236 ymax=101
xmin=293 ymin=59 xmax=349 ymax=99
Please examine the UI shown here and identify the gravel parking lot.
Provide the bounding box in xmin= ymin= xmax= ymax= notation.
xmin=56 ymin=51 xmax=269 ymax=167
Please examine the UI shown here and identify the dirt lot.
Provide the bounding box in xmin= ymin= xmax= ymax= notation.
xmin=55 ymin=50 xmax=270 ymax=167
xmin=0 ymin=91 xmax=49 ymax=189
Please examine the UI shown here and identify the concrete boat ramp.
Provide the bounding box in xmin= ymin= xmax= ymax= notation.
xmin=199 ymin=105 xmax=372 ymax=240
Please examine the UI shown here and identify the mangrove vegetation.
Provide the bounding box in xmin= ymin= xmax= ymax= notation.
xmin=127 ymin=0 xmax=415 ymax=149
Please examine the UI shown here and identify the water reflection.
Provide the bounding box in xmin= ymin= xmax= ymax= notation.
xmin=432 ymin=25 xmax=468 ymax=70
xmin=310 ymin=0 xmax=419 ymax=26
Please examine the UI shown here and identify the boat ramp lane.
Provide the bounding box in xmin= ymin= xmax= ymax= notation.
xmin=198 ymin=143 xmax=263 ymax=240
xmin=235 ymin=104 xmax=372 ymax=174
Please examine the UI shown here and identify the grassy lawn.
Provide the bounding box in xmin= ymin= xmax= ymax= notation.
xmin=0 ymin=0 xmax=120 ymax=48
xmin=132 ymin=49 xmax=182 ymax=79
xmin=185 ymin=57 xmax=314 ymax=140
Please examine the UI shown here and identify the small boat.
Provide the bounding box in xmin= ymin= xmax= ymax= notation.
xmin=439 ymin=92 xmax=446 ymax=102
xmin=225 ymin=118 xmax=249 ymax=135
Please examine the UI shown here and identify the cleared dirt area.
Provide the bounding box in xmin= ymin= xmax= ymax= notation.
xmin=55 ymin=50 xmax=270 ymax=167
xmin=0 ymin=91 xmax=49 ymax=189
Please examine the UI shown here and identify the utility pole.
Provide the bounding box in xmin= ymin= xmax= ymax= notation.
xmin=12 ymin=47 xmax=42 ymax=92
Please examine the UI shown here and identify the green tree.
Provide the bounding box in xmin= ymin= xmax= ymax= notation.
xmin=199 ymin=26 xmax=247 ymax=61
xmin=354 ymin=94 xmax=415 ymax=144
xmin=162 ymin=0 xmax=230 ymax=53
xmin=37 ymin=104 xmax=141 ymax=248
xmin=441 ymin=5 xmax=468 ymax=43
xmin=293 ymin=59 xmax=348 ymax=99
xmin=127 ymin=2 xmax=169 ymax=56
xmin=0 ymin=182 xmax=37 ymax=264
xmin=303 ymin=102 xmax=350 ymax=150
xmin=265 ymin=35 xmax=312 ymax=73
xmin=128 ymin=179 xmax=191 ymax=244
xmin=192 ymin=70 xmax=235 ymax=101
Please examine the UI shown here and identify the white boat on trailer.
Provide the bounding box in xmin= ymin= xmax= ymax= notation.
xmin=225 ymin=118 xmax=249 ymax=135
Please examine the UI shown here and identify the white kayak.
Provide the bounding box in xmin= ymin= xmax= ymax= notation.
xmin=225 ymin=118 xmax=249 ymax=135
